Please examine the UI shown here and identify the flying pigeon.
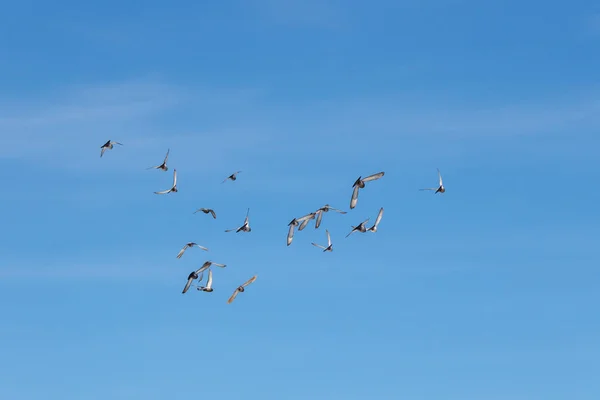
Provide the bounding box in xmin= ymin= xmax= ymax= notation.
xmin=194 ymin=208 xmax=216 ymax=219
xmin=350 ymin=171 xmax=385 ymax=209
xmin=154 ymin=169 xmax=178 ymax=194
xmin=346 ymin=218 xmax=370 ymax=238
xmin=227 ymin=275 xmax=257 ymax=304
xmin=146 ymin=149 xmax=170 ymax=171
xmin=315 ymin=204 xmax=347 ymax=229
xmin=225 ymin=208 xmax=251 ymax=233
xmin=419 ymin=168 xmax=445 ymax=194
xmin=311 ymin=229 xmax=333 ymax=252
xmin=100 ymin=140 xmax=122 ymax=157
xmin=176 ymin=242 xmax=209 ymax=259
xmin=222 ymin=171 xmax=242 ymax=183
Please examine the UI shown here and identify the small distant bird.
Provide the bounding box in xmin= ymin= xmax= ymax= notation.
xmin=222 ymin=171 xmax=242 ymax=183
xmin=225 ymin=208 xmax=251 ymax=233
xmin=297 ymin=212 xmax=316 ymax=231
xmin=419 ymin=168 xmax=445 ymax=194
xmin=346 ymin=218 xmax=370 ymax=238
xmin=100 ymin=140 xmax=122 ymax=157
xmin=315 ymin=204 xmax=347 ymax=229
xmin=287 ymin=218 xmax=299 ymax=246
xmin=194 ymin=208 xmax=216 ymax=219
xmin=367 ymin=207 xmax=384 ymax=232
xmin=146 ymin=149 xmax=170 ymax=171
xmin=350 ymin=171 xmax=385 ymax=209
xmin=311 ymin=229 xmax=333 ymax=252
xmin=227 ymin=275 xmax=257 ymax=304
xmin=194 ymin=268 xmax=214 ymax=292
xmin=154 ymin=169 xmax=178 ymax=194
xmin=182 ymin=266 xmax=206 ymax=294
xmin=176 ymin=242 xmax=209 ymax=259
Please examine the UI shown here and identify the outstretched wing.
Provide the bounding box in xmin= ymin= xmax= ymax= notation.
xmin=315 ymin=210 xmax=323 ymax=229
xmin=100 ymin=147 xmax=106 ymax=157
xmin=225 ymin=227 xmax=238 ymax=232
xmin=437 ymin=168 xmax=443 ymax=186
xmin=373 ymin=208 xmax=384 ymax=228
xmin=209 ymin=209 xmax=216 ymax=219
xmin=182 ymin=277 xmax=194 ymax=294
xmin=350 ymin=185 xmax=359 ymax=209
xmin=287 ymin=224 xmax=295 ymax=246
xmin=176 ymin=245 xmax=187 ymax=259
xmin=346 ymin=227 xmax=357 ymax=238
xmin=298 ymin=217 xmax=311 ymax=231
xmin=205 ymin=269 xmax=213 ymax=289
xmin=362 ymin=171 xmax=385 ymax=182
xmin=227 ymin=289 xmax=239 ymax=304
xmin=326 ymin=229 xmax=331 ymax=246
xmin=172 ymin=169 xmax=177 ymax=187
xmin=154 ymin=189 xmax=172 ymax=195
xmin=211 ymin=262 xmax=226 ymax=268
xmin=419 ymin=188 xmax=436 ymax=191
xmin=311 ymin=242 xmax=326 ymax=250
xmin=330 ymin=206 xmax=346 ymax=214
xmin=196 ymin=261 xmax=212 ymax=275
xmin=242 ymin=275 xmax=257 ymax=287
xmin=193 ymin=244 xmax=209 ymax=251
xmin=163 ymin=149 xmax=170 ymax=163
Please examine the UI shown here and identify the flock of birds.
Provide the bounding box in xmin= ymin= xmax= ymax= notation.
xmin=100 ymin=139 xmax=447 ymax=304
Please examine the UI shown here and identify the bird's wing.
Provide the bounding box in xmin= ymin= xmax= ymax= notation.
xmin=205 ymin=269 xmax=213 ymax=289
xmin=298 ymin=218 xmax=310 ymax=231
xmin=146 ymin=165 xmax=160 ymax=170
xmin=100 ymin=147 xmax=106 ymax=157
xmin=176 ymin=246 xmax=187 ymax=258
xmin=362 ymin=171 xmax=385 ymax=182
xmin=209 ymin=209 xmax=216 ymax=219
xmin=242 ymin=275 xmax=257 ymax=287
xmin=315 ymin=210 xmax=323 ymax=229
xmin=193 ymin=244 xmax=209 ymax=251
xmin=154 ymin=189 xmax=171 ymax=195
xmin=195 ymin=261 xmax=212 ymax=275
xmin=287 ymin=224 xmax=295 ymax=246
xmin=193 ymin=208 xmax=201 ymax=214
xmin=350 ymin=185 xmax=359 ymax=209
xmin=437 ymin=168 xmax=443 ymax=186
xmin=172 ymin=169 xmax=177 ymax=186
xmin=114 ymin=142 xmax=123 ymax=145
xmin=419 ymin=188 xmax=436 ymax=191
xmin=221 ymin=176 xmax=229 ymax=183
xmin=227 ymin=289 xmax=239 ymax=304
xmin=311 ymin=243 xmax=326 ymax=249
xmin=296 ymin=212 xmax=314 ymax=222
xmin=211 ymin=262 xmax=226 ymax=268
xmin=326 ymin=229 xmax=331 ymax=246
xmin=346 ymin=228 xmax=356 ymax=238
xmin=164 ymin=149 xmax=170 ymax=163
xmin=373 ymin=208 xmax=384 ymax=228
xmin=182 ymin=278 xmax=194 ymax=294
xmin=225 ymin=228 xmax=237 ymax=232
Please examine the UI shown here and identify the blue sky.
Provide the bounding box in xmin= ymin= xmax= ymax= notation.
xmin=1 ymin=0 xmax=599 ymax=399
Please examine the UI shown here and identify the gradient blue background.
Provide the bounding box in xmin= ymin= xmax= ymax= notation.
xmin=1 ymin=1 xmax=599 ymax=399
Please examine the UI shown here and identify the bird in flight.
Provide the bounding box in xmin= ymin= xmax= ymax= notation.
xmin=227 ymin=275 xmax=257 ymax=304
xmin=346 ymin=218 xmax=370 ymax=238
xmin=311 ymin=229 xmax=333 ymax=252
xmin=100 ymin=140 xmax=122 ymax=157
xmin=154 ymin=169 xmax=178 ymax=194
xmin=146 ymin=149 xmax=170 ymax=171
xmin=194 ymin=208 xmax=216 ymax=219
xmin=222 ymin=171 xmax=242 ymax=183
xmin=182 ymin=266 xmax=206 ymax=294
xmin=225 ymin=208 xmax=251 ymax=233
xmin=419 ymin=168 xmax=445 ymax=194
xmin=350 ymin=171 xmax=385 ymax=209
xmin=176 ymin=242 xmax=209 ymax=259
xmin=193 ymin=268 xmax=214 ymax=292
xmin=196 ymin=260 xmax=227 ymax=275
xmin=315 ymin=204 xmax=347 ymax=229
xmin=367 ymin=207 xmax=384 ymax=232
